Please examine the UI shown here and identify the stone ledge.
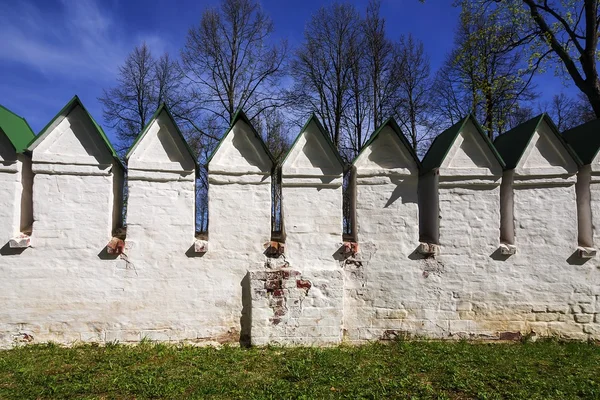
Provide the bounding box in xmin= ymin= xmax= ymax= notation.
xmin=499 ymin=243 xmax=517 ymax=255
xmin=417 ymin=242 xmax=439 ymax=256
xmin=107 ymin=237 xmax=125 ymax=255
xmin=577 ymin=246 xmax=597 ymax=259
xmin=342 ymin=241 xmax=358 ymax=257
xmin=194 ymin=239 xmax=208 ymax=253
xmin=9 ymin=233 xmax=31 ymax=248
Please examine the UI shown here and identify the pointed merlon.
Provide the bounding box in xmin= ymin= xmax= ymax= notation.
xmin=422 ymin=114 xmax=505 ymax=174
xmin=281 ymin=114 xmax=344 ymax=175
xmin=494 ymin=113 xmax=582 ymax=171
xmin=206 ymin=109 xmax=275 ymax=165
xmin=126 ymin=103 xmax=199 ymax=175
xmin=207 ymin=109 xmax=274 ymax=173
xmin=26 ymin=95 xmax=123 ymax=168
xmin=352 ymin=117 xmax=421 ymax=172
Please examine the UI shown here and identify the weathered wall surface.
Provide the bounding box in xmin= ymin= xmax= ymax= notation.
xmin=2 ymin=109 xmax=600 ymax=348
xmin=0 ymin=133 xmax=29 ymax=246
xmin=343 ymin=123 xmax=421 ymax=341
xmin=250 ymin=119 xmax=344 ymax=345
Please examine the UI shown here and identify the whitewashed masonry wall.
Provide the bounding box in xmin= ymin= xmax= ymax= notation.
xmin=1 ymin=103 xmax=600 ymax=348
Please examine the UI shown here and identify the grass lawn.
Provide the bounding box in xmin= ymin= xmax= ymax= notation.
xmin=0 ymin=339 xmax=599 ymax=399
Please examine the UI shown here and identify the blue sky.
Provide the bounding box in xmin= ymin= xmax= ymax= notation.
xmin=0 ymin=0 xmax=576 ymax=144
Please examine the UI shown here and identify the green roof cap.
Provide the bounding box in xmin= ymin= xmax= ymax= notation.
xmin=562 ymin=118 xmax=600 ymax=165
xmin=0 ymin=104 xmax=36 ymax=153
xmin=281 ymin=113 xmax=345 ymax=168
xmin=125 ymin=103 xmax=200 ymax=174
xmin=206 ymin=109 xmax=275 ymax=167
xmin=352 ymin=117 xmax=421 ymax=169
xmin=421 ymin=114 xmax=505 ymax=173
xmin=27 ymin=95 xmax=123 ymax=168
xmin=494 ymin=113 xmax=582 ymax=169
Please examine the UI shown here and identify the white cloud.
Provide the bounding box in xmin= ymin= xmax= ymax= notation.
xmin=0 ymin=0 xmax=166 ymax=82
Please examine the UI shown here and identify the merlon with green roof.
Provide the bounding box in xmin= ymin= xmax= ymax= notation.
xmin=0 ymin=104 xmax=36 ymax=154
xmin=206 ymin=109 xmax=275 ymax=167
xmin=494 ymin=113 xmax=582 ymax=169
xmin=421 ymin=114 xmax=505 ymax=173
xmin=125 ymin=103 xmax=200 ymax=173
xmin=27 ymin=95 xmax=123 ymax=168
xmin=352 ymin=117 xmax=421 ymax=169
xmin=281 ymin=113 xmax=345 ymax=168
xmin=562 ymin=118 xmax=600 ymax=166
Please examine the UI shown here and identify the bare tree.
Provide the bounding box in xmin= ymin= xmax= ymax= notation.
xmin=100 ymin=43 xmax=191 ymax=153
xmin=291 ymin=2 xmax=363 ymax=151
xmin=504 ymin=103 xmax=535 ymax=129
xmin=539 ymin=92 xmax=595 ymax=131
xmin=100 ymin=43 xmax=157 ymax=151
xmin=363 ymin=0 xmax=399 ymax=129
xmin=395 ymin=34 xmax=433 ymax=153
xmin=181 ymin=0 xmax=288 ymax=130
xmin=342 ymin=23 xmax=370 ymax=161
xmin=254 ymin=109 xmax=291 ymax=234
xmin=430 ymin=52 xmax=472 ymax=128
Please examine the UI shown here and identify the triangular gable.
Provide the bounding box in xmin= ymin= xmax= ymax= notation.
xmin=494 ymin=114 xmax=581 ymax=173
xmin=126 ymin=104 xmax=199 ymax=174
xmin=27 ymin=96 xmax=123 ymax=167
xmin=282 ymin=114 xmax=344 ymax=175
xmin=563 ymin=118 xmax=600 ymax=166
xmin=421 ymin=115 xmax=505 ymax=174
xmin=353 ymin=117 xmax=421 ymax=173
xmin=207 ymin=109 xmax=274 ymax=172
xmin=0 ymin=104 xmax=35 ymax=153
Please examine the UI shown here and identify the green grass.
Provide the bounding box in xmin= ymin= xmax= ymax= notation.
xmin=0 ymin=340 xmax=599 ymax=399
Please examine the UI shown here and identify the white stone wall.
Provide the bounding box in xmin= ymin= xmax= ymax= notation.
xmin=208 ymin=117 xmax=273 ymax=344
xmin=0 ymin=133 xmax=28 ymax=246
xmin=3 ymin=110 xmax=600 ymax=347
xmin=343 ymin=124 xmax=421 ymax=341
xmin=251 ymin=118 xmax=344 ymax=345
xmin=208 ymin=118 xmax=272 ymax=259
xmin=0 ymin=103 xmax=124 ymax=347
xmin=590 ymin=154 xmax=600 ymax=252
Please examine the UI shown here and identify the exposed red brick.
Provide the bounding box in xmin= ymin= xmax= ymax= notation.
xmin=107 ymin=237 xmax=125 ymax=255
xmin=274 ymin=308 xmax=286 ymax=317
xmin=296 ymin=279 xmax=311 ymax=290
xmin=265 ymin=280 xmax=282 ymax=291
xmin=266 ymin=272 xmax=282 ymax=280
xmin=343 ymin=241 xmax=359 ymax=256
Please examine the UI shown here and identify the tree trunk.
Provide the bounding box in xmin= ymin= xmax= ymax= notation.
xmin=582 ymin=83 xmax=600 ymax=119
xmin=485 ymin=91 xmax=493 ymax=140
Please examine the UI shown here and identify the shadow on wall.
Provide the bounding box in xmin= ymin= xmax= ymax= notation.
xmin=232 ymin=128 xmax=269 ymax=174
xmin=489 ymin=248 xmax=511 ymax=261
xmin=98 ymin=247 xmax=119 ymax=260
xmin=408 ymin=246 xmax=427 ymax=260
xmin=70 ymin=119 xmax=106 ymax=164
xmin=332 ymin=244 xmax=347 ymax=261
xmin=316 ymin=175 xmax=336 ymax=191
xmin=567 ymin=250 xmax=591 ymax=266
xmin=385 ymin=177 xmax=418 ymax=208
xmin=185 ymin=244 xmax=206 ymax=258
xmin=240 ymin=272 xmax=251 ymax=347
xmin=0 ymin=243 xmax=26 ymax=256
